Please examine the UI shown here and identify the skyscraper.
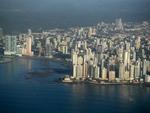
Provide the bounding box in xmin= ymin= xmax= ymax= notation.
xmin=134 ymin=60 xmax=141 ymax=81
xmin=58 ymin=41 xmax=68 ymax=54
xmin=135 ymin=37 xmax=141 ymax=50
xmin=123 ymin=50 xmax=130 ymax=67
xmin=77 ymin=56 xmax=84 ymax=78
xmin=4 ymin=35 xmax=17 ymax=55
xmin=101 ymin=67 xmax=107 ymax=80
xmin=23 ymin=36 xmax=32 ymax=56
xmin=72 ymin=51 xmax=78 ymax=78
xmin=119 ymin=62 xmax=125 ymax=80
xmin=26 ymin=36 xmax=32 ymax=56
xmin=109 ymin=71 xmax=116 ymax=81
xmin=142 ymin=59 xmax=147 ymax=76
xmin=45 ymin=38 xmax=52 ymax=58
xmin=94 ymin=65 xmax=100 ymax=79
xmin=83 ymin=55 xmax=88 ymax=78
xmin=129 ymin=64 xmax=135 ymax=81
xmin=115 ymin=18 xmax=124 ymax=31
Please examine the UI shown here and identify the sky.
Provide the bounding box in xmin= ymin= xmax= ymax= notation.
xmin=0 ymin=0 xmax=150 ymax=33
xmin=0 ymin=0 xmax=149 ymax=12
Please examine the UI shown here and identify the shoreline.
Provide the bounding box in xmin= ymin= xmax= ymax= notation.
xmin=60 ymin=78 xmax=150 ymax=87
xmin=61 ymin=81 xmax=150 ymax=87
xmin=0 ymin=55 xmax=70 ymax=65
xmin=1 ymin=55 xmax=150 ymax=87
xmin=0 ymin=56 xmax=16 ymax=64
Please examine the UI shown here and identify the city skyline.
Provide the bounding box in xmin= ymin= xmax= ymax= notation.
xmin=1 ymin=18 xmax=150 ymax=84
xmin=0 ymin=1 xmax=150 ymax=113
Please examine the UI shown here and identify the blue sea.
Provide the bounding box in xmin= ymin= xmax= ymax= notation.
xmin=0 ymin=57 xmax=150 ymax=113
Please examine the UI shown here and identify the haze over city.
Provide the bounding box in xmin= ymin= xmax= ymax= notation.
xmin=0 ymin=0 xmax=150 ymax=33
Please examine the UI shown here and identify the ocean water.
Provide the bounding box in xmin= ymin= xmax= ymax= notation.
xmin=0 ymin=0 xmax=150 ymax=33
xmin=0 ymin=57 xmax=150 ymax=113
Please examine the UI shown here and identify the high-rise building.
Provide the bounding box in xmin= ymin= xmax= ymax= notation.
xmin=101 ymin=67 xmax=107 ymax=80
xmin=88 ymin=65 xmax=94 ymax=78
xmin=58 ymin=41 xmax=68 ymax=54
xmin=129 ymin=64 xmax=135 ymax=81
xmin=77 ymin=56 xmax=84 ymax=78
xmin=117 ymin=47 xmax=123 ymax=61
xmin=73 ymin=64 xmax=77 ymax=78
xmin=115 ymin=18 xmax=124 ymax=31
xmin=72 ymin=51 xmax=78 ymax=78
xmin=135 ymin=37 xmax=141 ymax=50
xmin=94 ymin=65 xmax=100 ymax=79
xmin=83 ymin=55 xmax=88 ymax=78
xmin=134 ymin=61 xmax=141 ymax=80
xmin=147 ymin=61 xmax=150 ymax=72
xmin=22 ymin=36 xmax=32 ymax=56
xmin=123 ymin=50 xmax=130 ymax=66
xmin=131 ymin=48 xmax=136 ymax=61
xmin=88 ymin=27 xmax=96 ymax=37
xmin=119 ymin=62 xmax=125 ymax=80
xmin=16 ymin=45 xmax=23 ymax=56
xmin=72 ymin=51 xmax=78 ymax=65
xmin=109 ymin=71 xmax=116 ymax=81
xmin=26 ymin=36 xmax=32 ymax=56
xmin=45 ymin=38 xmax=52 ymax=58
xmin=28 ymin=29 xmax=32 ymax=36
xmin=4 ymin=35 xmax=17 ymax=55
xmin=72 ymin=51 xmax=85 ymax=79
xmin=77 ymin=64 xmax=83 ymax=79
xmin=143 ymin=59 xmax=147 ymax=76
xmin=124 ymin=71 xmax=130 ymax=80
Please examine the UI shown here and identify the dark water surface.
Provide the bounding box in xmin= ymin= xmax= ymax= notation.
xmin=0 ymin=57 xmax=150 ymax=113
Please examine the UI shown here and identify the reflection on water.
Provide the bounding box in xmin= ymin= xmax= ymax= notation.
xmin=0 ymin=58 xmax=150 ymax=113
xmin=69 ymin=84 xmax=150 ymax=113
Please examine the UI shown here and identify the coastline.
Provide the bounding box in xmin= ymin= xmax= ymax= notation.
xmin=0 ymin=56 xmax=16 ymax=64
xmin=1 ymin=55 xmax=150 ymax=87
xmin=60 ymin=78 xmax=150 ymax=87
xmin=0 ymin=55 xmax=70 ymax=64
xmin=19 ymin=56 xmax=71 ymax=67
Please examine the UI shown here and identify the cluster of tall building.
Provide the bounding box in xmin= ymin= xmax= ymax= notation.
xmin=71 ymin=36 xmax=150 ymax=83
xmin=1 ymin=19 xmax=150 ymax=83
xmin=1 ymin=29 xmax=71 ymax=57
xmin=70 ymin=20 xmax=150 ymax=83
xmin=4 ymin=35 xmax=17 ymax=55
xmin=4 ymin=32 xmax=32 ymax=56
